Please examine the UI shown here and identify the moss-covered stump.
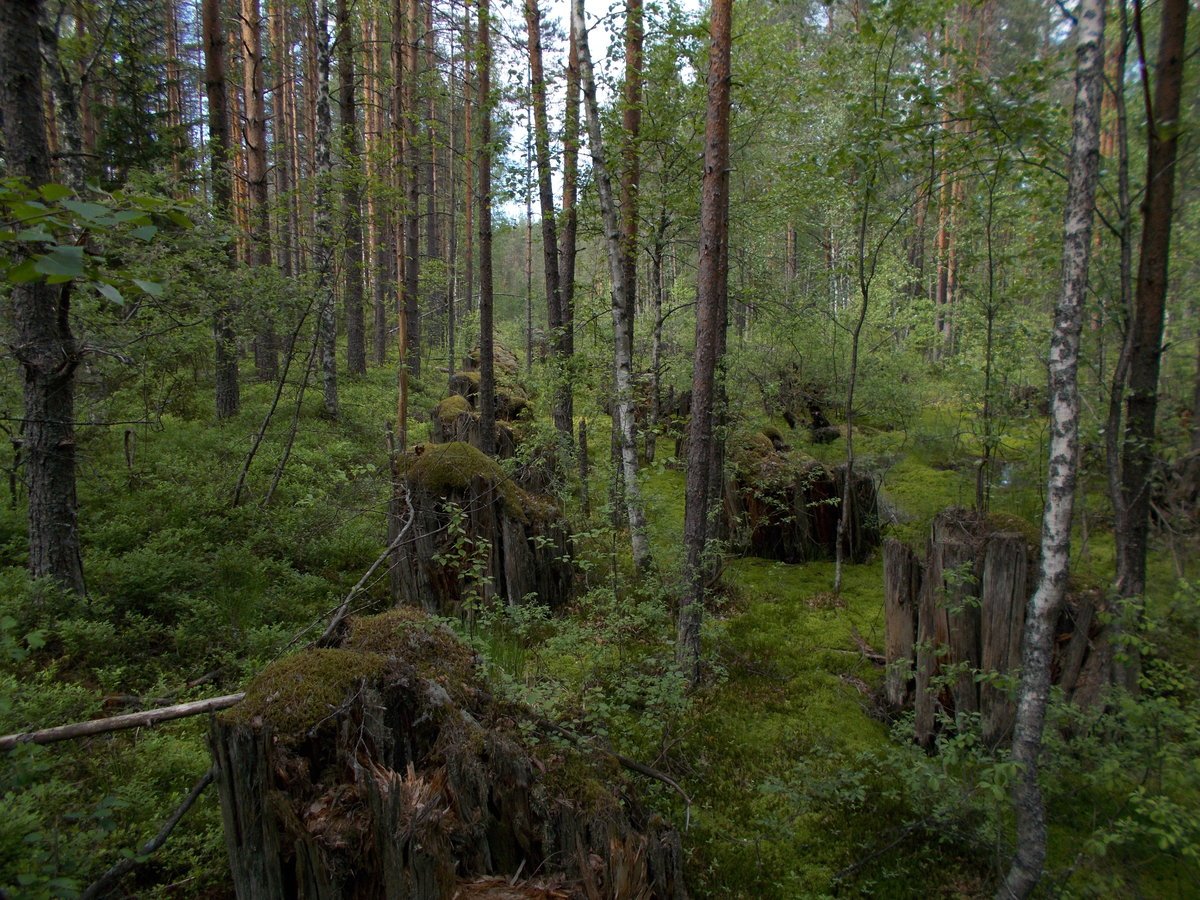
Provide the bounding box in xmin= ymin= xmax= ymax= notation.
xmin=430 ymin=396 xmax=516 ymax=459
xmin=884 ymin=508 xmax=1110 ymax=749
xmin=447 ymin=370 xmax=531 ymax=423
xmin=211 ymin=610 xmax=687 ymax=899
xmin=395 ymin=442 xmax=574 ymax=613
xmin=722 ymin=431 xmax=880 ymax=564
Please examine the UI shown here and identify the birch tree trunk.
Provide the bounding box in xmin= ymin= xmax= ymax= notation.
xmin=571 ymin=0 xmax=652 ymax=573
xmin=677 ymin=0 xmax=731 ymax=684
xmin=1000 ymin=1 xmax=1104 ymax=894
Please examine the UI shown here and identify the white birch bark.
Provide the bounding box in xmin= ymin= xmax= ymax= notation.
xmin=999 ymin=0 xmax=1105 ymax=895
xmin=571 ymin=0 xmax=652 ymax=573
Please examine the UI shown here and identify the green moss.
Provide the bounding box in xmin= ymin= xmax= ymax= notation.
xmin=345 ymin=608 xmax=478 ymax=688
xmin=987 ymin=510 xmax=1040 ymax=548
xmin=435 ymin=394 xmax=474 ymax=423
xmin=222 ymin=648 xmax=385 ymax=737
xmin=400 ymin=441 xmax=526 ymax=519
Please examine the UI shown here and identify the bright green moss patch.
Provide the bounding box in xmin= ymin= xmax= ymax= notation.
xmin=345 ymin=608 xmax=478 ymax=689
xmin=435 ymin=394 xmax=474 ymax=422
xmin=400 ymin=441 xmax=526 ymax=519
xmin=222 ymin=648 xmax=385 ymax=737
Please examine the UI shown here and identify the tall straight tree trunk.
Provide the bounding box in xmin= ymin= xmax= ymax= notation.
xmin=203 ymin=0 xmax=241 ymax=420
xmin=269 ymin=0 xmax=296 ymax=277
xmin=523 ymin=0 xmax=568 ymax=442
xmin=337 ymin=0 xmax=367 ymax=375
xmin=619 ymin=0 xmax=643 ymax=368
xmin=677 ymin=0 xmax=731 ymax=684
xmin=1000 ymin=1 xmax=1104 ymax=894
xmin=314 ymin=0 xmax=339 ymax=418
xmin=402 ymin=0 xmax=421 ymax=380
xmin=362 ymin=13 xmax=384 ymax=361
xmin=1116 ymin=0 xmax=1189 ymax=607
xmin=463 ymin=2 xmax=475 ymax=317
xmin=476 ymin=0 xmax=496 ymax=455
xmin=242 ymin=0 xmax=278 ymax=380
xmin=423 ymin=0 xmax=438 ymax=305
xmin=556 ymin=25 xmax=579 ymax=438
xmin=2 ymin=0 xmax=86 ymax=595
xmin=572 ymin=0 xmax=652 ymax=573
xmin=38 ymin=6 xmax=87 ymax=193
xmin=391 ymin=0 xmax=409 ymax=446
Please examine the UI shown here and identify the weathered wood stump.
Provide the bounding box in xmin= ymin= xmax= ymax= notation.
xmin=885 ymin=508 xmax=1108 ymax=749
xmin=722 ymin=431 xmax=881 ymax=564
xmin=211 ymin=609 xmax=687 ymax=899
xmin=395 ymin=442 xmax=574 ymax=613
xmin=429 ymin=396 xmax=516 ymax=459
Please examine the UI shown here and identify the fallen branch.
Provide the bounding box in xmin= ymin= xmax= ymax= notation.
xmin=79 ymin=766 xmax=216 ymax=900
xmin=312 ymin=481 xmax=415 ymax=648
xmin=0 ymin=693 xmax=244 ymax=752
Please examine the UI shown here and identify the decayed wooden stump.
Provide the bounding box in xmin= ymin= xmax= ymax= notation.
xmin=885 ymin=508 xmax=1108 ymax=749
xmin=211 ymin=610 xmax=687 ymax=899
xmin=394 ymin=442 xmax=574 ymax=613
xmin=429 ymin=396 xmax=516 ymax=459
xmin=722 ymin=431 xmax=881 ymax=564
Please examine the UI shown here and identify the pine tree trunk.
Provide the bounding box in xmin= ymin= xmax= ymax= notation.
xmin=555 ymin=23 xmax=580 ymax=442
xmin=619 ymin=0 xmax=644 ymax=390
xmin=269 ymin=0 xmax=296 ymax=277
xmin=242 ymin=0 xmax=278 ymax=380
xmin=203 ymin=0 xmax=241 ymax=421
xmin=2 ymin=0 xmax=86 ymax=594
xmin=338 ymin=0 xmax=367 ymax=375
xmin=572 ymin=0 xmax=652 ymax=574
xmin=476 ymin=0 xmax=497 ymax=455
xmin=1001 ymin=1 xmax=1104 ymax=894
xmin=1116 ymin=0 xmax=1189 ymax=608
xmin=314 ymin=0 xmax=339 ymax=419
xmin=677 ymin=0 xmax=731 ymax=683
xmin=402 ymin=0 xmax=421 ymax=380
xmin=523 ymin=0 xmax=569 ymax=444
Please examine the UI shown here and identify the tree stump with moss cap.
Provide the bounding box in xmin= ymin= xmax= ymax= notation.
xmin=395 ymin=442 xmax=574 ymax=613
xmin=722 ymin=430 xmax=881 ymax=564
xmin=210 ymin=609 xmax=687 ymax=899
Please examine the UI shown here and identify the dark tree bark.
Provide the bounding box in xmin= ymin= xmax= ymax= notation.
xmin=203 ymin=0 xmax=241 ymax=421
xmin=523 ymin=0 xmax=569 ymax=446
xmin=476 ymin=0 xmax=496 ymax=455
xmin=269 ymin=0 xmax=297 ymax=277
xmin=1116 ymin=0 xmax=1189 ymax=606
xmin=242 ymin=0 xmax=278 ymax=381
xmin=2 ymin=0 xmax=86 ymax=595
xmin=556 ymin=23 xmax=580 ymax=441
xmin=315 ymin=0 xmax=340 ymax=418
xmin=402 ymin=0 xmax=421 ymax=380
xmin=1001 ymin=0 xmax=1105 ymax=895
xmin=677 ymin=0 xmax=731 ymax=684
xmin=619 ymin=0 xmax=644 ymax=357
xmin=338 ymin=0 xmax=367 ymax=375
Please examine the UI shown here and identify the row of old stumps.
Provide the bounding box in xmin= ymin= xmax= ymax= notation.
xmin=207 ymin=351 xmax=901 ymax=898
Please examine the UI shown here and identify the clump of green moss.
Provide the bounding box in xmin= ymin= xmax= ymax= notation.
xmin=400 ymin=441 xmax=526 ymax=519
xmin=345 ymin=608 xmax=478 ymax=690
xmin=435 ymin=394 xmax=474 ymax=423
xmin=222 ymin=648 xmax=385 ymax=737
xmin=987 ymin=510 xmax=1040 ymax=548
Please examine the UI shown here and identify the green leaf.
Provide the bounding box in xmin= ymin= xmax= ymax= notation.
xmin=112 ymin=209 xmax=150 ymax=224
xmin=7 ymin=259 xmax=40 ymax=283
xmin=133 ymin=278 xmax=164 ymax=297
xmin=166 ymin=209 xmax=194 ymax=229
xmin=94 ymin=281 xmax=125 ymax=305
xmin=60 ymin=199 xmax=111 ymax=224
xmin=38 ymin=183 xmax=73 ymax=201
xmin=34 ymin=244 xmax=85 ymax=278
xmin=15 ymin=226 xmax=54 ymax=242
xmin=130 ymin=224 xmax=158 ymax=241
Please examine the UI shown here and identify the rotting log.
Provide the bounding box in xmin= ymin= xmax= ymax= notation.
xmin=210 ymin=609 xmax=687 ymax=899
